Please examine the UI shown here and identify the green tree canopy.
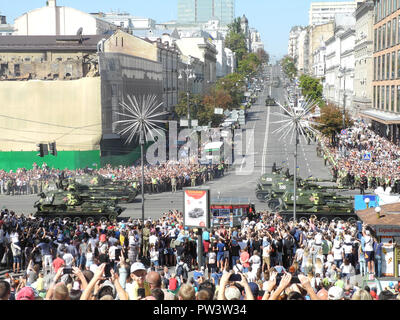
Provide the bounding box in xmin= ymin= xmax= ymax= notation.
xmin=216 ymin=73 xmax=246 ymax=108
xmin=225 ymin=17 xmax=248 ymax=65
xmin=298 ymin=74 xmax=324 ymax=106
xmin=317 ymin=103 xmax=353 ymax=143
xmin=238 ymin=53 xmax=261 ymax=76
xmin=280 ymin=55 xmax=297 ymax=81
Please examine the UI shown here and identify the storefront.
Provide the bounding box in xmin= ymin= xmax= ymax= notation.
xmin=360 ymin=109 xmax=400 ymax=146
xmin=356 ymin=203 xmax=400 ymax=277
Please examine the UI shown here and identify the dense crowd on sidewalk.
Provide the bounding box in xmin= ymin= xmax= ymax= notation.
xmin=318 ymin=120 xmax=400 ymax=193
xmin=0 ymin=206 xmax=397 ymax=301
xmin=0 ymin=161 xmax=227 ymax=196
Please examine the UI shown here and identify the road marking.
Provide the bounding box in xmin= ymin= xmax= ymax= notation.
xmin=261 ymin=106 xmax=271 ymax=174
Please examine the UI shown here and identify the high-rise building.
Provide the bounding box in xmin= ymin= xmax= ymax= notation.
xmin=177 ymin=0 xmax=235 ymax=26
xmin=309 ymin=1 xmax=358 ymax=26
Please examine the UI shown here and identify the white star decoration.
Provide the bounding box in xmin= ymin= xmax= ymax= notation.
xmin=272 ymin=97 xmax=321 ymax=143
xmin=114 ymin=95 xmax=168 ymax=144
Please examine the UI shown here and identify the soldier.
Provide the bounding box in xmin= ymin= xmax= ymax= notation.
xmin=151 ymin=177 xmax=158 ymax=193
xmin=171 ymin=176 xmax=177 ymax=193
xmin=191 ymin=174 xmax=196 ymax=187
xmin=272 ymin=162 xmax=277 ymax=173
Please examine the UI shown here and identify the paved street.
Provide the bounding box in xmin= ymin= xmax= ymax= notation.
xmin=0 ymin=66 xmax=335 ymax=221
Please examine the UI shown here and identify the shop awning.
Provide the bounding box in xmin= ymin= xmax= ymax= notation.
xmin=360 ymin=109 xmax=400 ymax=125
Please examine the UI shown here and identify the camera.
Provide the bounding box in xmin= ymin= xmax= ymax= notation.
xmin=63 ymin=267 xmax=73 ymax=275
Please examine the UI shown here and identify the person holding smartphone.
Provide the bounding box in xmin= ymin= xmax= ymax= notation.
xmin=129 ymin=262 xmax=151 ymax=300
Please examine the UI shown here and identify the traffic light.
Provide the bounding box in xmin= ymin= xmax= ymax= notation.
xmin=36 ymin=143 xmax=48 ymax=157
xmin=49 ymin=142 xmax=57 ymax=156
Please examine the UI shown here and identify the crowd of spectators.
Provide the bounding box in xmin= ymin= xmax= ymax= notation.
xmin=319 ymin=120 xmax=400 ymax=193
xmin=0 ymin=207 xmax=397 ymax=301
xmin=0 ymin=161 xmax=227 ymax=196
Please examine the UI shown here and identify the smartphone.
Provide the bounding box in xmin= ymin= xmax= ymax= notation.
xmin=291 ymin=276 xmax=300 ymax=284
xmin=137 ymin=288 xmax=146 ymax=299
xmin=104 ymin=263 xmax=112 ymax=278
xmin=115 ymin=249 xmax=121 ymax=261
xmin=229 ymin=273 xmax=242 ymax=282
xmin=63 ymin=267 xmax=73 ymax=275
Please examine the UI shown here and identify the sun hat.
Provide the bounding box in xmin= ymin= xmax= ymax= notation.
xmin=16 ymin=286 xmax=35 ymax=300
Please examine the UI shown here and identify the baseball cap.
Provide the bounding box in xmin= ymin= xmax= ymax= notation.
xmin=225 ymin=286 xmax=241 ymax=300
xmin=328 ymin=286 xmax=344 ymax=300
xmin=99 ymin=280 xmax=116 ymax=298
xmin=16 ymin=286 xmax=35 ymax=300
xmin=248 ymin=282 xmax=259 ymax=297
xmin=130 ymin=262 xmax=146 ymax=274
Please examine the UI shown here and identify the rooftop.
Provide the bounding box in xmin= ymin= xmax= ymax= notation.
xmin=356 ymin=202 xmax=400 ymax=226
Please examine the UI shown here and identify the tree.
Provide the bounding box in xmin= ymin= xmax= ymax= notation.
xmin=225 ymin=17 xmax=248 ymax=65
xmin=280 ymin=55 xmax=297 ymax=81
xmin=216 ymin=73 xmax=246 ymax=108
xmin=255 ymin=48 xmax=270 ymax=65
xmin=298 ymin=74 xmax=324 ymax=106
xmin=175 ymin=92 xmax=205 ymax=125
xmin=238 ymin=53 xmax=261 ymax=76
xmin=203 ymin=88 xmax=233 ymax=127
xmin=317 ymin=103 xmax=353 ymax=145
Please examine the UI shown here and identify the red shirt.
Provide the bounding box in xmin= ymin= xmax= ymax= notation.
xmin=52 ymin=257 xmax=65 ymax=273
xmin=240 ymin=251 xmax=250 ymax=268
xmin=203 ymin=240 xmax=210 ymax=253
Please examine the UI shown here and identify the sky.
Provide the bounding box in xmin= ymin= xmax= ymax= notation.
xmin=1 ymin=0 xmax=356 ymax=60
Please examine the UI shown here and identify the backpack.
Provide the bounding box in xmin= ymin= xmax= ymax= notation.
xmin=177 ymin=264 xmax=188 ymax=279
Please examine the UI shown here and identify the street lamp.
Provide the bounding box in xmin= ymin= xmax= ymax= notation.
xmin=338 ymin=67 xmax=348 ymax=129
xmin=364 ymin=197 xmax=370 ymax=209
xmin=375 ymin=206 xmax=381 ymax=219
xmin=179 ymin=63 xmax=196 ymax=129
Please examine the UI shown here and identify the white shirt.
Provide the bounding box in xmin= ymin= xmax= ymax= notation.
xmin=364 ymin=236 xmax=373 ymax=251
xmin=333 ymin=247 xmax=343 ymax=260
xmin=249 ymin=255 xmax=261 ymax=269
xmin=149 ymin=235 xmax=158 ymax=246
xmin=63 ymin=253 xmax=74 ymax=267
xmin=262 ymin=245 xmax=271 ymax=258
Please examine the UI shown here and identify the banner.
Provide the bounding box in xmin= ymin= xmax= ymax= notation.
xmin=381 ymin=237 xmax=395 ymax=277
xmin=183 ymin=188 xmax=210 ymax=228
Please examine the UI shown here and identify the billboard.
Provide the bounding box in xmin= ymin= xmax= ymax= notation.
xmin=183 ymin=188 xmax=210 ymax=229
xmin=354 ymin=195 xmax=379 ymax=211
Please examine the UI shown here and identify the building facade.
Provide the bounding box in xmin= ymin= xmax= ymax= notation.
xmin=13 ymin=0 xmax=117 ymax=36
xmin=177 ymin=0 xmax=235 ymax=26
xmin=353 ymin=1 xmax=374 ymax=114
xmin=309 ymin=1 xmax=358 ymax=26
xmin=367 ymin=0 xmax=400 ymax=144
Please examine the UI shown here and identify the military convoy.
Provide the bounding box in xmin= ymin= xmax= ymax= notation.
xmin=256 ymin=167 xmax=356 ymax=222
xmin=33 ymin=174 xmax=137 ymax=222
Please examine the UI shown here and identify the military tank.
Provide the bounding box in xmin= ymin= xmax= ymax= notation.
xmin=265 ymin=96 xmax=277 ymax=106
xmin=62 ymin=174 xmax=138 ymax=203
xmin=266 ymin=190 xmax=356 ymax=222
xmin=33 ymin=190 xmax=125 ymax=223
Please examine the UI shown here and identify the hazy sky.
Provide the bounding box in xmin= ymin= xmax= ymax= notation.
xmin=1 ymin=0 xmax=355 ymax=60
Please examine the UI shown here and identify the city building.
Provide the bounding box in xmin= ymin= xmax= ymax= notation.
xmin=13 ymin=0 xmax=117 ymax=36
xmin=0 ymin=15 xmax=14 ymax=36
xmin=288 ymin=26 xmax=305 ymax=62
xmin=90 ymin=11 xmax=156 ymax=34
xmin=308 ymin=21 xmax=335 ymax=75
xmin=311 ymin=41 xmax=327 ymax=79
xmin=353 ymin=1 xmax=374 ymax=115
xmin=297 ymin=27 xmax=310 ymax=74
xmin=324 ymin=20 xmax=356 ymax=113
xmin=177 ymin=0 xmax=235 ymax=26
xmin=366 ymin=0 xmax=400 ymax=144
xmin=0 ymin=30 xmax=165 ymax=170
xmin=309 ymin=0 xmax=358 ymax=26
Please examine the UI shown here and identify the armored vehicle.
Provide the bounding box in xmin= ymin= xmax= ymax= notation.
xmin=34 ymin=191 xmax=125 ymax=223
xmin=265 ymin=96 xmax=277 ymax=106
xmin=62 ymin=174 xmax=138 ymax=203
xmin=266 ymin=190 xmax=356 ymax=222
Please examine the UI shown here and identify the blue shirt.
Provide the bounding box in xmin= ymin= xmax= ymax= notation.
xmin=217 ymin=242 xmax=225 ymax=252
xmin=202 ymin=231 xmax=210 ymax=241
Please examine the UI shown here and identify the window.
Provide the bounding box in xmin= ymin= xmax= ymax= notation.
xmin=387 ymin=53 xmax=391 ymax=79
xmin=398 ymin=50 xmax=400 ymax=78
xmin=374 ymin=86 xmax=377 ymax=109
xmin=382 ymin=86 xmax=385 ymax=109
xmin=377 ymin=85 xmax=381 ymax=109
xmin=374 ymin=28 xmax=378 ymax=52
xmin=397 ymin=85 xmax=400 ymax=112
xmin=388 ymin=21 xmax=391 ymax=47
xmin=387 ymin=85 xmax=390 ymax=110
xmin=374 ymin=57 xmax=377 ymax=81
xmin=393 ymin=51 xmax=396 ymax=79
xmin=392 ymin=85 xmax=395 ymax=111
xmin=378 ymin=55 xmax=381 ymax=80
xmin=383 ymin=24 xmax=386 ymax=49
xmin=382 ymin=54 xmax=386 ymax=80
xmin=389 ymin=0 xmax=392 ymax=14
xmin=394 ymin=18 xmax=397 ymax=45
